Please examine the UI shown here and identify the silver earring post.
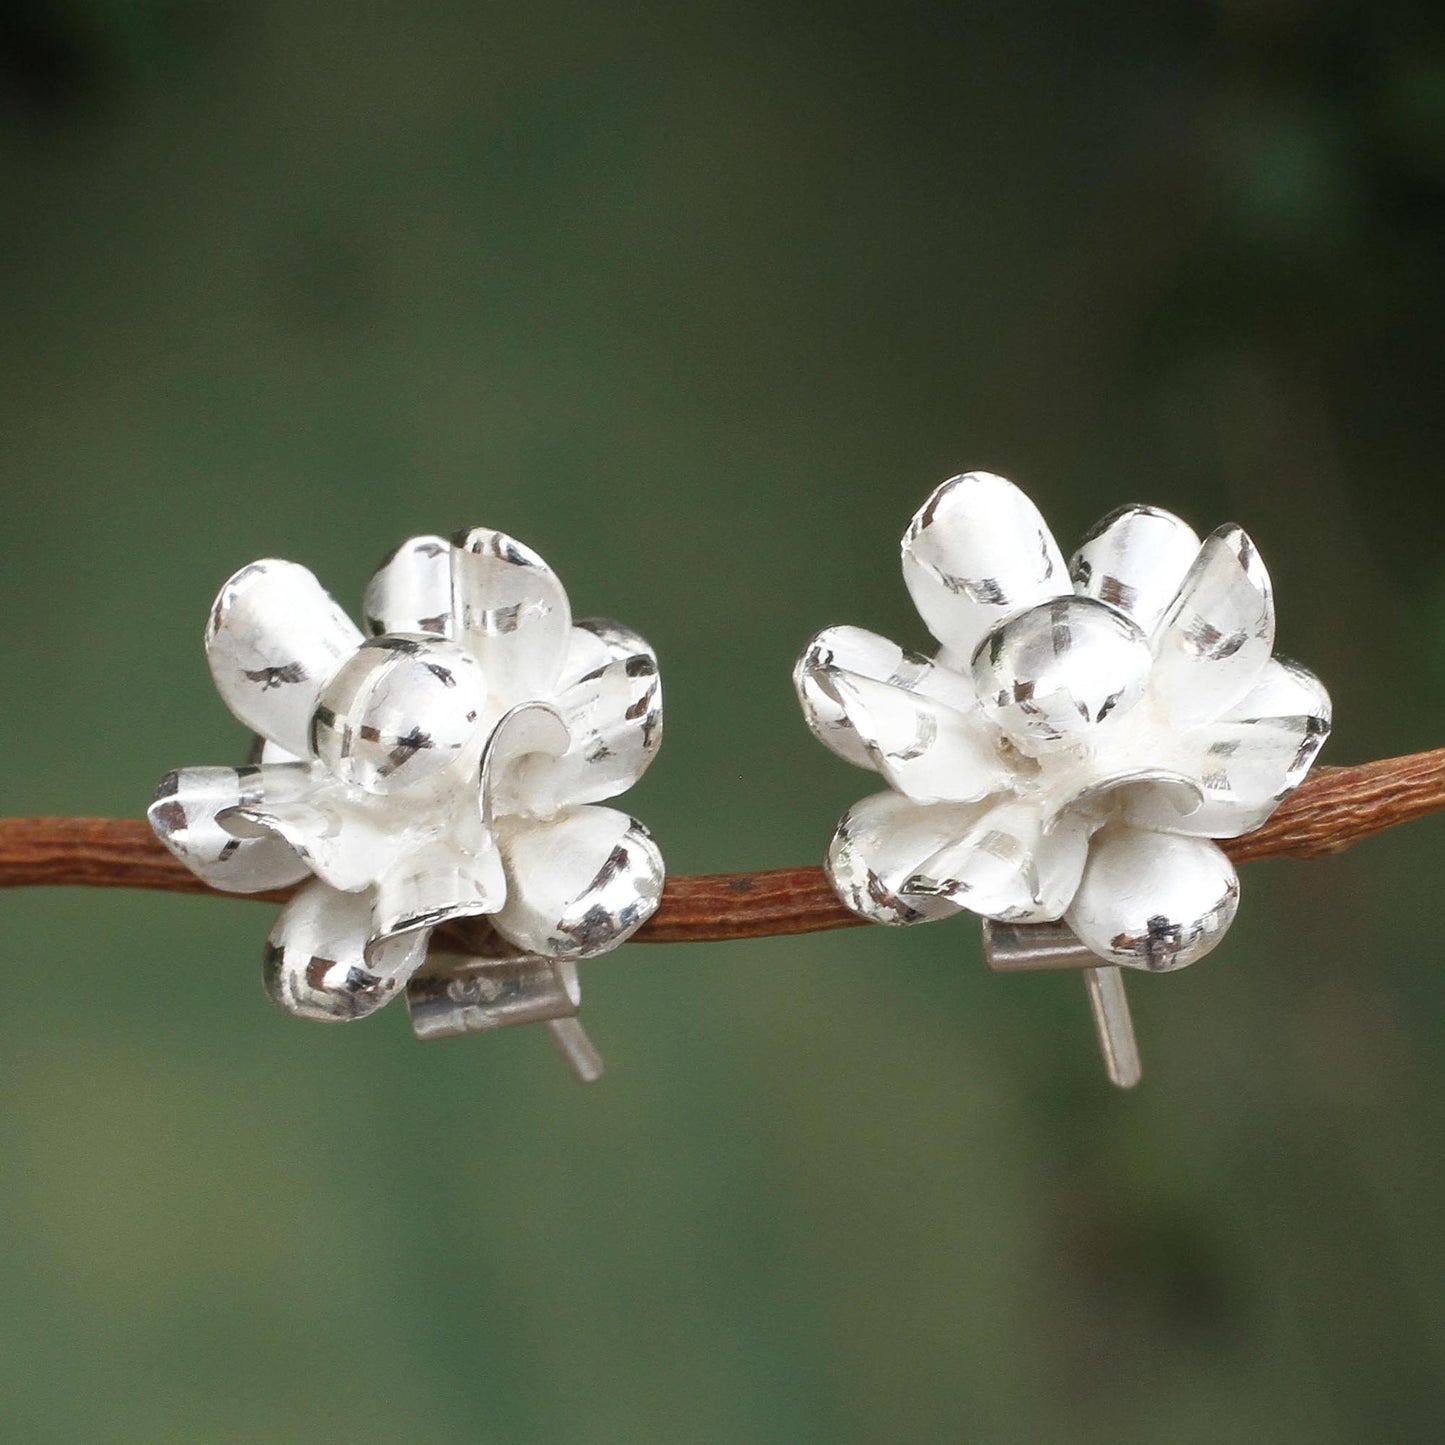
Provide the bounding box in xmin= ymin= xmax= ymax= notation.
xmin=982 ymin=919 xmax=1140 ymax=1088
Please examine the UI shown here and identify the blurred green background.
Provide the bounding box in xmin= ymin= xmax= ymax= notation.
xmin=2 ymin=1 xmax=1444 ymax=1440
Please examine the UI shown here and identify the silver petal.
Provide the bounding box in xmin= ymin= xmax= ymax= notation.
xmin=1069 ymin=504 xmax=1202 ymax=635
xmin=372 ymin=838 xmax=507 ymax=939
xmin=795 ymin=625 xmax=981 ymax=771
xmin=223 ymin=780 xmax=403 ymax=893
xmin=206 ymin=560 xmax=363 ymax=757
xmin=826 ymin=790 xmax=990 ymax=926
xmin=1149 ymin=524 xmax=1275 ymax=727
xmin=1065 ymin=826 xmax=1239 ymax=971
xmin=558 ymin=617 xmax=658 ymax=691
xmin=901 ymin=472 xmax=1069 ymax=661
xmin=819 ymin=669 xmax=1009 ymax=803
xmin=904 ymin=796 xmax=1092 ymax=923
xmin=148 ymin=764 xmax=313 ymax=892
xmin=451 ymin=528 xmax=573 ymax=703
xmin=1124 ymin=656 xmax=1331 ymax=838
xmin=263 ymin=878 xmax=427 ymax=1022
xmin=362 ymin=534 xmax=454 ymax=637
xmin=513 ymin=652 xmax=663 ymax=814
xmin=491 ymin=806 xmax=665 ymax=960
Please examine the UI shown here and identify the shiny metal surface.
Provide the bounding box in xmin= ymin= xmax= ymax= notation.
xmin=1083 ymin=966 xmax=1142 ymax=1090
xmin=262 ymin=877 xmax=426 ymax=1022
xmin=407 ymin=954 xmax=604 ymax=1081
xmin=981 ymin=917 xmax=1101 ymax=972
xmin=205 ymin=559 xmax=364 ymax=759
xmin=310 ymin=635 xmax=488 ymax=794
xmin=970 ymin=596 xmax=1152 ymax=747
xmin=153 ymin=528 xmax=666 ymax=1047
xmin=798 ymin=470 xmax=1330 ymax=1080
xmin=407 ymin=953 xmax=579 ymax=1033
xmin=982 ymin=918 xmax=1142 ymax=1087
xmin=1066 ymin=826 xmax=1239 ymax=972
xmin=491 ymin=808 xmax=665 ymax=960
xmin=900 ymin=471 xmax=1068 ymax=662
xmin=1069 ymin=504 xmax=1200 ymax=635
xmin=903 ymin=797 xmax=1092 ymax=923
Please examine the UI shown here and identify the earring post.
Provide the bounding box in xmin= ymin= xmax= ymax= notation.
xmin=1083 ymin=966 xmax=1142 ymax=1089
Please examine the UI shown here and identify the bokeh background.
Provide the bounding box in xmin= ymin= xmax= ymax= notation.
xmin=2 ymin=1 xmax=1444 ymax=1440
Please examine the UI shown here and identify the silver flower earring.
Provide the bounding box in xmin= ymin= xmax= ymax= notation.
xmin=149 ymin=529 xmax=664 ymax=1080
xmin=795 ymin=471 xmax=1330 ymax=1086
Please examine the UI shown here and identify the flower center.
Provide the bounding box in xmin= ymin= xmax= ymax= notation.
xmin=310 ymin=634 xmax=489 ymax=794
xmin=971 ymin=596 xmax=1151 ymax=749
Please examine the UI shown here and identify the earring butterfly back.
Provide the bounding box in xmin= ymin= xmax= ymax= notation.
xmin=795 ymin=472 xmax=1330 ymax=1087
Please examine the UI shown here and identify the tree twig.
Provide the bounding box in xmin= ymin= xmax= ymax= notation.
xmin=0 ymin=749 xmax=1440 ymax=944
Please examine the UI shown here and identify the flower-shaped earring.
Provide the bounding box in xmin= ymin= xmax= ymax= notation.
xmin=795 ymin=472 xmax=1330 ymax=1086
xmin=149 ymin=529 xmax=664 ymax=1080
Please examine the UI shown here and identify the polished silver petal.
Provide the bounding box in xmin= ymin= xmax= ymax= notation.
xmin=1039 ymin=762 xmax=1203 ymax=834
xmin=1069 ymin=504 xmax=1201 ymax=635
xmin=826 ymin=790 xmax=990 ymax=926
xmin=1066 ymin=826 xmax=1239 ymax=971
xmin=971 ymin=596 xmax=1153 ymax=747
xmin=826 ymin=672 xmax=1009 ymax=803
xmin=451 ymin=528 xmax=573 ymax=703
xmin=901 ymin=472 xmax=1069 ymax=661
xmin=795 ymin=625 xmax=981 ymax=771
xmin=558 ymin=617 xmax=658 ymax=691
xmin=903 ymin=796 xmax=1093 ymax=924
xmin=148 ymin=765 xmax=313 ymax=892
xmin=514 ymin=652 xmax=663 ymax=815
xmin=309 ymin=634 xmax=488 ymax=794
xmin=362 ymin=534 xmax=454 ymax=636
xmin=372 ymin=838 xmax=507 ymax=939
xmin=1149 ymin=524 xmax=1275 ymax=727
xmin=223 ymin=780 xmax=403 ymax=893
xmin=263 ymin=878 xmax=427 ymax=1022
xmin=205 ymin=560 xmax=363 ymax=757
xmin=800 ymin=643 xmax=1007 ymax=803
xmin=1124 ymin=656 xmax=1331 ymax=837
xmin=491 ymin=806 xmax=665 ymax=960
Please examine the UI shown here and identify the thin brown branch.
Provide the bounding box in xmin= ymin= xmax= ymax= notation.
xmin=1 ymin=749 xmax=1441 ymax=944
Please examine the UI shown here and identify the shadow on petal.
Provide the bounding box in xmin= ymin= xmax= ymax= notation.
xmin=558 ymin=617 xmax=658 ymax=692
xmin=222 ymin=780 xmax=401 ymax=893
xmin=818 ymin=669 xmax=1007 ymax=804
